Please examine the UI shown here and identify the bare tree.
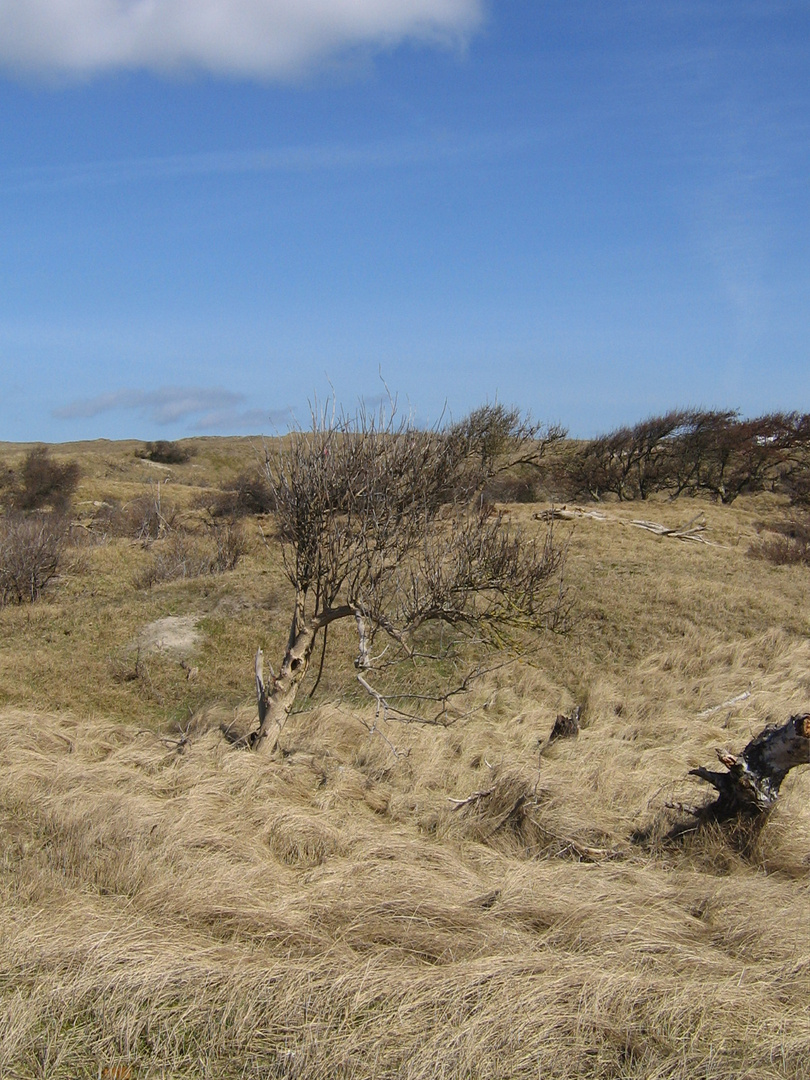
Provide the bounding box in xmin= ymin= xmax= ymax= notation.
xmin=563 ymin=426 xmax=634 ymax=501
xmin=242 ymin=401 xmax=567 ymax=753
xmin=559 ymin=410 xmax=810 ymax=505
xmin=565 ymin=410 xmax=699 ymax=502
xmin=693 ymin=413 xmax=787 ymax=504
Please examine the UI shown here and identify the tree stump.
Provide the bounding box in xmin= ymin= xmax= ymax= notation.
xmin=691 ymin=712 xmax=810 ymax=820
xmin=549 ymin=704 xmax=582 ymax=742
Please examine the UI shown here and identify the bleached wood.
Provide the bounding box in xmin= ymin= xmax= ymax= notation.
xmin=691 ymin=712 xmax=810 ymax=818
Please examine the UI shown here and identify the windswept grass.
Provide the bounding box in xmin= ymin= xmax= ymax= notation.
xmin=0 ymin=440 xmax=808 ymax=1078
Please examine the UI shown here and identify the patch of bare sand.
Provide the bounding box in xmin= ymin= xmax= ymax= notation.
xmin=135 ymin=615 xmax=201 ymax=659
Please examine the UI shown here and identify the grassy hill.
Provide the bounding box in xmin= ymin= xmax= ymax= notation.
xmin=0 ymin=438 xmax=808 ymax=1079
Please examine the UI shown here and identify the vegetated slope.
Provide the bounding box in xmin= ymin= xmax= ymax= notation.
xmin=0 ymin=441 xmax=808 ymax=1079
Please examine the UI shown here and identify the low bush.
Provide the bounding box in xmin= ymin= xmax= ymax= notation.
xmin=13 ymin=446 xmax=80 ymax=512
xmin=210 ymin=520 xmax=248 ymax=572
xmin=136 ymin=440 xmax=196 ymax=465
xmin=749 ymin=514 xmax=810 ymax=566
xmin=91 ymin=487 xmax=177 ymax=542
xmin=481 ymin=473 xmax=541 ymax=504
xmin=0 ymin=511 xmax=69 ymax=603
xmin=134 ymin=522 xmax=247 ymax=589
xmin=204 ymin=470 xmax=277 ymax=517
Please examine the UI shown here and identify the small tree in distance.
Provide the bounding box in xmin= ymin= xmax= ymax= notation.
xmin=243 ymin=400 xmax=567 ymax=753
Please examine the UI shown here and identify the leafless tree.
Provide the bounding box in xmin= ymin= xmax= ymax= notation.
xmin=242 ymin=401 xmax=567 ymax=753
xmin=560 ymin=410 xmax=810 ymax=505
xmin=663 ymin=409 xmax=739 ymax=497
xmin=445 ymin=402 xmax=566 ymax=496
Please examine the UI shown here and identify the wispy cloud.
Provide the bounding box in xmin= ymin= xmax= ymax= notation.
xmin=0 ymin=0 xmax=483 ymax=81
xmin=53 ymin=385 xmax=287 ymax=432
xmin=0 ymin=129 xmax=541 ymax=195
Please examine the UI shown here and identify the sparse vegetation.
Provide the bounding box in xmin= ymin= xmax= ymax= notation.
xmin=0 ymin=416 xmax=808 ymax=1080
xmin=750 ymin=512 xmax=810 ymax=566
xmin=134 ymin=520 xmax=247 ymax=588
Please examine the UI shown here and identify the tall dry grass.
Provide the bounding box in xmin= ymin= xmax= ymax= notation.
xmin=0 ymin=445 xmax=808 ymax=1078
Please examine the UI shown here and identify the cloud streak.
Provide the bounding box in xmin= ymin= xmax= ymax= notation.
xmin=54 ymin=385 xmax=287 ymax=431
xmin=1 ymin=129 xmax=542 ymax=195
xmin=0 ymin=0 xmax=483 ymax=80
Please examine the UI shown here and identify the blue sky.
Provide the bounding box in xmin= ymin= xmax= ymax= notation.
xmin=1 ymin=0 xmax=808 ymax=441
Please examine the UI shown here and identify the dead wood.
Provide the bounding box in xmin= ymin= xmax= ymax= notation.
xmin=628 ymin=513 xmax=712 ymax=543
xmin=535 ymin=506 xmax=608 ymax=522
xmin=535 ymin=507 xmax=715 ymax=544
xmin=696 ymin=689 xmax=753 ymax=719
xmin=448 ymin=772 xmax=619 ymax=860
xmin=548 ymin=704 xmax=582 ymax=742
xmin=691 ymin=712 xmax=810 ymax=820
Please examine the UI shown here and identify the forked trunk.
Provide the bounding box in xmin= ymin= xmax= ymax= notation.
xmin=691 ymin=712 xmax=810 ymax=820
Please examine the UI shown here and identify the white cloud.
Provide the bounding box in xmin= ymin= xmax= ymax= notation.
xmin=0 ymin=0 xmax=483 ymax=79
xmin=53 ymin=385 xmax=288 ymax=431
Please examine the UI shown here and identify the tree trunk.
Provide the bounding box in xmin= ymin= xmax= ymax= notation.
xmin=691 ymin=713 xmax=810 ymax=820
xmin=252 ymin=618 xmax=317 ymax=754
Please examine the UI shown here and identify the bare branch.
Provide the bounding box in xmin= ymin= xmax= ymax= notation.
xmin=448 ymin=789 xmax=495 ymax=808
xmin=243 ymin=398 xmax=568 ymax=751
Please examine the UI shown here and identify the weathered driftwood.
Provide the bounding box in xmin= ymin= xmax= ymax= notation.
xmin=695 ymin=689 xmax=753 ymax=718
xmin=628 ymin=513 xmax=711 ymax=543
xmin=535 ymin=507 xmax=608 ymax=523
xmin=691 ymin=712 xmax=810 ymax=819
xmin=535 ymin=507 xmax=714 ymax=544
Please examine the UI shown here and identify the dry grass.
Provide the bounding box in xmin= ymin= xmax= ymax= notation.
xmin=0 ymin=441 xmax=808 ymax=1078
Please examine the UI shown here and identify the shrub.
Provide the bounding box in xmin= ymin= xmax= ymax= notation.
xmin=210 ymin=520 xmax=248 ymax=572
xmin=90 ymin=486 xmax=177 ymax=543
xmin=14 ymin=447 xmax=80 ymax=512
xmin=134 ymin=522 xmax=247 ymax=589
xmin=206 ymin=471 xmax=277 ymax=517
xmin=481 ymin=473 xmax=540 ymax=504
xmin=0 ymin=512 xmax=69 ymax=603
xmin=125 ymin=488 xmax=177 ymax=542
xmin=134 ymin=534 xmax=207 ymax=589
xmin=136 ymin=440 xmax=196 ymax=465
xmin=749 ymin=514 xmax=810 ymax=566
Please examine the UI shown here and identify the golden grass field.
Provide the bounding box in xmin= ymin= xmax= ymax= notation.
xmin=0 ymin=438 xmax=808 ymax=1079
